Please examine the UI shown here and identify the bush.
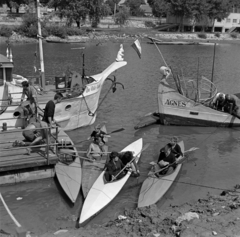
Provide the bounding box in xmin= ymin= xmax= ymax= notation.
xmin=115 ymin=6 xmax=130 ymax=26
xmin=230 ymin=32 xmax=239 ymax=38
xmin=214 ymin=32 xmax=221 ymax=38
xmin=65 ymin=27 xmax=85 ymax=36
xmin=145 ymin=21 xmax=155 ymax=28
xmin=0 ymin=26 xmax=13 ymax=37
xmin=45 ymin=25 xmax=67 ymax=38
xmin=197 ymin=33 xmax=207 ymax=39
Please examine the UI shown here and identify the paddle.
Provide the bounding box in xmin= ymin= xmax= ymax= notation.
xmin=149 ymin=147 xmax=199 ymax=166
xmin=111 ymin=143 xmax=150 ymax=182
xmin=151 ymin=147 xmax=199 ymax=176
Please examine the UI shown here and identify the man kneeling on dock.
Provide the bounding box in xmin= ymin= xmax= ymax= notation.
xmin=13 ymin=120 xmax=48 ymax=155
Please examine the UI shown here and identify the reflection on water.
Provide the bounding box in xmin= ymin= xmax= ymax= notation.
xmin=0 ymin=40 xmax=240 ymax=235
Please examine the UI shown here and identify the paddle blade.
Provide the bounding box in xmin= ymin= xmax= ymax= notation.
xmin=108 ymin=128 xmax=125 ymax=134
xmin=184 ymin=147 xmax=199 ymax=153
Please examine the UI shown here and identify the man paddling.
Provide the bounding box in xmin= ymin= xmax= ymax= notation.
xmin=88 ymin=124 xmax=110 ymax=144
xmin=86 ymin=137 xmax=106 ymax=161
xmin=169 ymin=136 xmax=183 ymax=158
xmin=212 ymin=92 xmax=226 ymax=111
xmin=224 ymin=94 xmax=240 ymax=119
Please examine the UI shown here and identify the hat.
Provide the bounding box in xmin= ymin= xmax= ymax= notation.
xmin=109 ymin=151 xmax=119 ymax=160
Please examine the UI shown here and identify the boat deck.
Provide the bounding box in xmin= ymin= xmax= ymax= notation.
xmin=0 ymin=129 xmax=58 ymax=173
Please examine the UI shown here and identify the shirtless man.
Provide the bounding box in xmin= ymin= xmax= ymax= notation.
xmin=86 ymin=137 xmax=105 ymax=161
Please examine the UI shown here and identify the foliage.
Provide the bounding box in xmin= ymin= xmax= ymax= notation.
xmin=45 ymin=25 xmax=67 ymax=38
xmin=105 ymin=0 xmax=120 ymax=15
xmin=197 ymin=32 xmax=207 ymax=39
xmin=144 ymin=20 xmax=155 ymax=28
xmin=230 ymin=32 xmax=239 ymax=38
xmin=115 ymin=5 xmax=130 ymax=26
xmin=100 ymin=3 xmax=112 ymax=17
xmin=147 ymin=0 xmax=168 ymax=18
xmin=49 ymin=0 xmax=88 ymax=28
xmin=125 ymin=0 xmax=144 ymax=16
xmin=0 ymin=25 xmax=13 ymax=37
xmin=214 ymin=32 xmax=221 ymax=37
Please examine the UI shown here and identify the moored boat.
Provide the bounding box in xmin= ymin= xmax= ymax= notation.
xmin=152 ymin=79 xmax=240 ymax=127
xmin=138 ymin=141 xmax=184 ymax=208
xmin=55 ymin=130 xmax=82 ymax=203
xmin=79 ymin=138 xmax=143 ymax=226
xmin=81 ymin=125 xmax=108 ymax=198
xmin=46 ymin=39 xmax=86 ymax=44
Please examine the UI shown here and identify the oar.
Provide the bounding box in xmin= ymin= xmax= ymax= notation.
xmin=111 ymin=143 xmax=150 ymax=182
xmin=80 ymin=127 xmax=125 ymax=143
xmin=151 ymin=147 xmax=199 ymax=176
xmin=149 ymin=147 xmax=199 ymax=165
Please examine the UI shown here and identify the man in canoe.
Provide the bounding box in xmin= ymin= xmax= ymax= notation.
xmin=119 ymin=151 xmax=140 ymax=177
xmin=88 ymin=124 xmax=110 ymax=145
xmin=224 ymin=94 xmax=240 ymax=119
xmin=155 ymin=144 xmax=177 ymax=176
xmin=86 ymin=137 xmax=105 ymax=161
xmin=104 ymin=151 xmax=125 ymax=182
xmin=169 ymin=136 xmax=183 ymax=158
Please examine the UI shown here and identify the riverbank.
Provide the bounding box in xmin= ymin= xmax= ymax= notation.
xmin=27 ymin=184 xmax=240 ymax=237
xmin=0 ymin=28 xmax=239 ymax=44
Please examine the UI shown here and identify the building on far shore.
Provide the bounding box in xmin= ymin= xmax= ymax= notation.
xmin=167 ymin=7 xmax=240 ymax=33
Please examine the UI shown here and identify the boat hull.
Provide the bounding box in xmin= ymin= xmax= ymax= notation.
xmin=55 ymin=130 xmax=82 ymax=203
xmin=157 ymin=82 xmax=240 ymax=127
xmin=79 ymin=138 xmax=143 ymax=226
xmin=138 ymin=141 xmax=184 ymax=208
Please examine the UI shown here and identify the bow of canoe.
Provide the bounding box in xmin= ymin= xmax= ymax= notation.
xmin=79 ymin=138 xmax=143 ymax=226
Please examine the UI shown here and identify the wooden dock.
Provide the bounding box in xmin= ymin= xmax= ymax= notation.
xmin=0 ymin=126 xmax=74 ymax=185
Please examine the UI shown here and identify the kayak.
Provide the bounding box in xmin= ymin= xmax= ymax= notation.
xmin=138 ymin=141 xmax=184 ymax=208
xmin=82 ymin=125 xmax=108 ymax=198
xmin=55 ymin=130 xmax=82 ymax=203
xmin=79 ymin=138 xmax=143 ymax=226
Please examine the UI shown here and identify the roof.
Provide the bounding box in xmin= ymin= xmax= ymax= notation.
xmin=0 ymin=54 xmax=14 ymax=68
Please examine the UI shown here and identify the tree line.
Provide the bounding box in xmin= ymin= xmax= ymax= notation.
xmin=1 ymin=0 xmax=240 ymax=29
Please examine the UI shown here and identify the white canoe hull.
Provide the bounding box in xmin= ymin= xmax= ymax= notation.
xmin=79 ymin=138 xmax=143 ymax=226
xmin=138 ymin=141 xmax=184 ymax=208
xmin=55 ymin=130 xmax=82 ymax=203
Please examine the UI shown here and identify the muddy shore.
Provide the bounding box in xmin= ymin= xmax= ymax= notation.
xmin=22 ymin=184 xmax=239 ymax=237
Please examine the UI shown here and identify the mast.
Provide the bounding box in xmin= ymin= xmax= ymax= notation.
xmin=36 ymin=0 xmax=45 ymax=89
xmin=210 ymin=43 xmax=216 ymax=97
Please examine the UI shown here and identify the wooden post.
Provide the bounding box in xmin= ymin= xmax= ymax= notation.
xmin=210 ymin=43 xmax=217 ymax=97
xmin=46 ymin=128 xmax=50 ymax=164
xmin=55 ymin=126 xmax=58 ymax=156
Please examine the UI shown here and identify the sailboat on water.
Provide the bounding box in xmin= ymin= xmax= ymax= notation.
xmin=0 ymin=0 xmax=127 ymax=131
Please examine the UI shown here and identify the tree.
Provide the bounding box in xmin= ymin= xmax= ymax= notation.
xmin=85 ymin=0 xmax=104 ymax=27
xmin=147 ymin=0 xmax=168 ymax=22
xmin=125 ymin=0 xmax=144 ymax=16
xmin=49 ymin=0 xmax=88 ymax=28
xmin=105 ymin=0 xmax=120 ymax=15
xmin=207 ymin=0 xmax=232 ymax=32
xmin=115 ymin=5 xmax=129 ymax=26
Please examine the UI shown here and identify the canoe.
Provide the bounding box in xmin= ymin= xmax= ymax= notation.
xmin=82 ymin=125 xmax=108 ymax=198
xmin=138 ymin=141 xmax=184 ymax=208
xmin=46 ymin=39 xmax=86 ymax=44
xmin=79 ymin=138 xmax=143 ymax=226
xmin=55 ymin=130 xmax=81 ymax=203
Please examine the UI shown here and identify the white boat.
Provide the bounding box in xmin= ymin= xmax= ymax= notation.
xmin=79 ymin=138 xmax=143 ymax=226
xmin=138 ymin=141 xmax=184 ymax=208
xmin=82 ymin=125 xmax=108 ymax=198
xmin=55 ymin=130 xmax=82 ymax=203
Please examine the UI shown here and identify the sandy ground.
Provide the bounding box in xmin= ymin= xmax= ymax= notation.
xmin=17 ymin=184 xmax=239 ymax=237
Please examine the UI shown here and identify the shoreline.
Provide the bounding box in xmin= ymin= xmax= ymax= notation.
xmin=31 ymin=185 xmax=240 ymax=237
xmin=1 ymin=30 xmax=240 ymax=44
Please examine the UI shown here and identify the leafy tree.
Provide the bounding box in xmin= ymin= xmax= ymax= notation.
xmin=147 ymin=0 xmax=168 ymax=22
xmin=101 ymin=3 xmax=111 ymax=17
xmin=105 ymin=0 xmax=120 ymax=15
xmin=85 ymin=0 xmax=104 ymax=27
xmin=115 ymin=5 xmax=129 ymax=26
xmin=207 ymin=0 xmax=232 ymax=32
xmin=125 ymin=0 xmax=144 ymax=16
xmin=49 ymin=0 xmax=88 ymax=28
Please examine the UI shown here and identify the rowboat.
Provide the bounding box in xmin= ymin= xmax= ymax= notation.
xmin=55 ymin=130 xmax=81 ymax=203
xmin=151 ymin=78 xmax=240 ymax=127
xmin=138 ymin=141 xmax=184 ymax=208
xmin=81 ymin=125 xmax=108 ymax=198
xmin=79 ymin=138 xmax=143 ymax=226
xmin=46 ymin=39 xmax=86 ymax=44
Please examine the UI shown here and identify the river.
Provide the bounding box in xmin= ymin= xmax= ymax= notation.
xmin=0 ymin=39 xmax=240 ymax=235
